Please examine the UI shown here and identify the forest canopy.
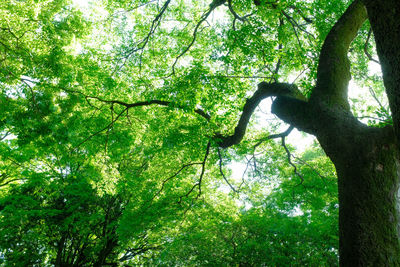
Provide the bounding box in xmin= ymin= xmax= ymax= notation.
xmin=0 ymin=0 xmax=397 ymax=265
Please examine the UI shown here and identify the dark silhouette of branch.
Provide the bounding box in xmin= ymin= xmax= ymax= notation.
xmin=151 ymin=161 xmax=204 ymax=202
xmin=287 ymin=5 xmax=313 ymax=24
xmin=168 ymin=0 xmax=227 ymax=76
xmin=119 ymin=240 xmax=161 ymax=262
xmin=363 ymin=28 xmax=380 ymax=64
xmin=227 ymin=0 xmax=253 ymax=30
xmin=205 ymin=75 xmax=274 ymax=80
xmin=357 ymin=115 xmax=391 ymax=123
xmin=281 ymin=9 xmax=315 ymax=40
xmin=227 ymin=0 xmax=247 ymax=22
xmin=115 ymin=0 xmax=172 ymax=71
xmin=281 ymin=136 xmax=304 ymax=185
xmin=67 ymin=90 xmax=211 ymax=121
xmin=106 ymin=0 xmax=157 ymax=22
xmin=178 ymin=141 xmax=211 ymax=203
xmin=73 ymin=107 xmax=128 ymax=150
xmin=62 ymin=89 xmax=214 ymax=151
xmin=217 ymin=148 xmax=238 ymax=193
xmin=0 ymin=177 xmax=25 ymax=187
xmin=292 ymin=155 xmax=330 ymax=189
xmin=0 ymin=131 xmax=10 ymax=141
xmin=368 ymin=86 xmax=386 ymax=112
xmin=253 ymin=125 xmax=294 ymax=149
xmin=217 ymin=82 xmax=304 ymax=148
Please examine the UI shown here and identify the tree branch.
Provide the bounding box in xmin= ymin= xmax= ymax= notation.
xmin=281 ymin=136 xmax=304 ymax=185
xmin=227 ymin=0 xmax=252 ymax=25
xmin=309 ymin=0 xmax=367 ymax=110
xmin=168 ymin=0 xmax=227 ymax=76
xmin=217 ymin=82 xmax=305 ymax=148
xmin=253 ymin=125 xmax=294 ymax=149
xmin=73 ymin=107 xmax=128 ymax=150
xmin=217 ymin=148 xmax=239 ymax=193
xmin=363 ymin=27 xmax=380 ymax=64
xmin=66 ymin=89 xmax=211 ymax=121
xmin=178 ymin=141 xmax=211 ymax=203
xmin=151 ymin=161 xmax=204 ymax=202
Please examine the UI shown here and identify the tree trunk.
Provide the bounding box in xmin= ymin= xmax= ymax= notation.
xmin=335 ymin=144 xmax=400 ymax=265
xmin=314 ymin=112 xmax=400 ymax=265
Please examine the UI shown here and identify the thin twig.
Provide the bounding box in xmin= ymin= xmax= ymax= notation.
xmin=168 ymin=0 xmax=226 ymax=76
xmin=114 ymin=0 xmax=172 ymax=71
xmin=368 ymin=86 xmax=386 ymax=112
xmin=253 ymin=125 xmax=294 ymax=149
xmin=281 ymin=136 xmax=304 ymax=185
xmin=73 ymin=107 xmax=128 ymax=150
xmin=151 ymin=161 xmax=204 ymax=202
xmin=178 ymin=141 xmax=211 ymax=203
xmin=363 ymin=28 xmax=380 ymax=64
xmin=217 ymin=147 xmax=238 ymax=193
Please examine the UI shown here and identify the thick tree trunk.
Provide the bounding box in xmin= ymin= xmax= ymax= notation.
xmin=274 ymin=98 xmax=400 ymax=265
xmin=335 ymin=145 xmax=400 ymax=265
xmin=314 ymin=114 xmax=400 ymax=265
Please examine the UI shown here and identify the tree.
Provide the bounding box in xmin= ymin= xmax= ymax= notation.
xmin=1 ymin=0 xmax=399 ymax=265
xmin=243 ymin=2 xmax=400 ymax=264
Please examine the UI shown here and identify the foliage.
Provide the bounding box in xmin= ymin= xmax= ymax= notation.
xmin=0 ymin=0 xmax=387 ymax=265
xmin=145 ymin=146 xmax=338 ymax=266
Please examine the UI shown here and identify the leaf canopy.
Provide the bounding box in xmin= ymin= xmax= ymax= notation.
xmin=0 ymin=0 xmax=386 ymax=265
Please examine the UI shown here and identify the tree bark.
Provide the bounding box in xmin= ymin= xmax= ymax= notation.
xmin=334 ymin=133 xmax=400 ymax=266
xmin=313 ymin=106 xmax=400 ymax=266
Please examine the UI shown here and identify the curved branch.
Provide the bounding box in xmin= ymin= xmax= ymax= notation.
xmin=151 ymin=161 xmax=204 ymax=202
xmin=253 ymin=125 xmax=294 ymax=149
xmin=169 ymin=0 xmax=227 ymax=76
xmin=217 ymin=82 xmax=305 ymax=148
xmin=363 ymin=28 xmax=380 ymax=64
xmin=217 ymin=148 xmax=239 ymax=193
xmin=129 ymin=0 xmax=170 ymax=54
xmin=227 ymin=0 xmax=251 ymax=23
xmin=66 ymin=89 xmax=211 ymax=121
xmin=281 ymin=136 xmax=304 ymax=185
xmin=309 ymin=0 xmax=367 ymax=110
xmin=125 ymin=100 xmax=211 ymax=121
xmin=67 ymin=90 xmax=211 ymax=150
xmin=178 ymin=141 xmax=211 ymax=203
